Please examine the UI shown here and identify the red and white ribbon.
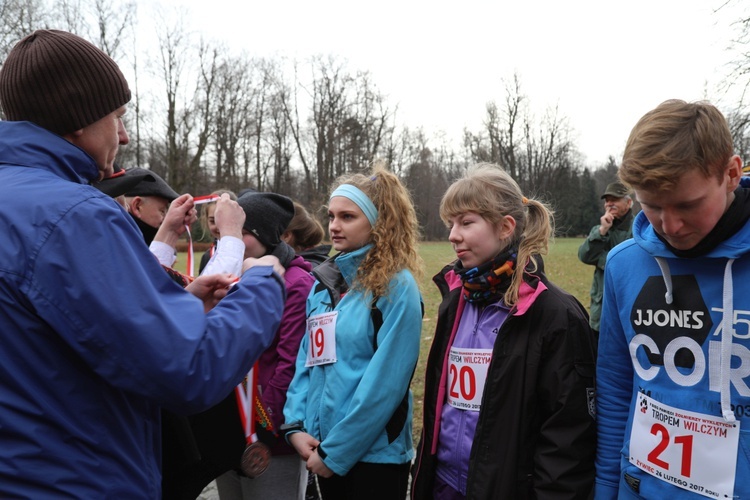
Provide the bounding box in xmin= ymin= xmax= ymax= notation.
xmin=185 ymin=224 xmax=194 ymax=277
xmin=235 ymin=363 xmax=261 ymax=445
xmin=193 ymin=194 xmax=221 ymax=205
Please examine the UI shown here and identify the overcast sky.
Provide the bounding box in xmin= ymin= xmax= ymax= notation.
xmin=154 ymin=0 xmax=746 ymax=167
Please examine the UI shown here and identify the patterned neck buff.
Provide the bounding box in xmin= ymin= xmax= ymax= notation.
xmin=456 ymin=249 xmax=517 ymax=305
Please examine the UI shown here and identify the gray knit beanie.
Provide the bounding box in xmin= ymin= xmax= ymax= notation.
xmin=237 ymin=192 xmax=295 ymax=249
xmin=0 ymin=30 xmax=131 ymax=135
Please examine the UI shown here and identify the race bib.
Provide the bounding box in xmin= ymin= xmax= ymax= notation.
xmin=446 ymin=347 xmax=492 ymax=411
xmin=305 ymin=312 xmax=338 ymax=367
xmin=629 ymin=392 xmax=740 ymax=499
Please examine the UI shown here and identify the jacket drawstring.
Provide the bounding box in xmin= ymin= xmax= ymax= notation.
xmin=721 ymin=258 xmax=736 ymax=423
xmin=654 ymin=257 xmax=673 ymax=305
xmin=654 ymin=256 xmax=736 ymax=422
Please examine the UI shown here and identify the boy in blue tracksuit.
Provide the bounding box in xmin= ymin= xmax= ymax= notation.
xmin=596 ymin=99 xmax=750 ymax=499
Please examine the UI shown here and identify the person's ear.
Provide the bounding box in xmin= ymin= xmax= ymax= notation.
xmin=61 ymin=129 xmax=84 ymax=144
xmin=497 ymin=215 xmax=517 ymax=242
xmin=726 ymin=155 xmax=743 ymax=192
xmin=281 ymin=230 xmax=294 ymax=245
xmin=129 ymin=196 xmax=143 ymax=216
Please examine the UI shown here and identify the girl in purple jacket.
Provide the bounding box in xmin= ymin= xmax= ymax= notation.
xmin=411 ymin=165 xmax=596 ymax=499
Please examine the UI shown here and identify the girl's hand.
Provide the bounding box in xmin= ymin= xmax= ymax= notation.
xmin=288 ymin=432 xmax=320 ymax=460
xmin=307 ymin=448 xmax=334 ymax=478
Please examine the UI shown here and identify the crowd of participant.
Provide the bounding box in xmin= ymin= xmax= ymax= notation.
xmin=1 ymin=29 xmax=749 ymax=500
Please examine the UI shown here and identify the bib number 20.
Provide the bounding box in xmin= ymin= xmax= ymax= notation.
xmin=449 ymin=364 xmax=476 ymax=400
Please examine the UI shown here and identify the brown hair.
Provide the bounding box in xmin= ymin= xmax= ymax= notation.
xmin=620 ymin=99 xmax=734 ymax=191
xmin=329 ymin=160 xmax=422 ymax=297
xmin=284 ymin=201 xmax=325 ymax=252
xmin=440 ymin=164 xmax=553 ymax=307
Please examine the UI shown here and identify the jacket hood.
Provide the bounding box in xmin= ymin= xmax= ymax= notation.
xmin=632 ymin=202 xmax=750 ymax=261
xmin=631 ymin=204 xmax=750 ymax=423
xmin=0 ymin=121 xmax=100 ymax=184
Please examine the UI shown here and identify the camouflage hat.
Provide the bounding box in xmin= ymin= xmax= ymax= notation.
xmin=601 ymin=181 xmax=631 ymax=199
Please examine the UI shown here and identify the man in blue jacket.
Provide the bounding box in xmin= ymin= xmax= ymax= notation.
xmin=596 ymin=100 xmax=750 ymax=499
xmin=0 ymin=30 xmax=286 ymax=497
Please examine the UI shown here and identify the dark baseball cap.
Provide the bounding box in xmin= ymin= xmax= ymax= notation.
xmin=93 ymin=164 xmax=155 ymax=198
xmin=123 ymin=168 xmax=179 ymax=202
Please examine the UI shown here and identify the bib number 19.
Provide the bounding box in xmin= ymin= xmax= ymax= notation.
xmin=310 ymin=327 xmax=324 ymax=358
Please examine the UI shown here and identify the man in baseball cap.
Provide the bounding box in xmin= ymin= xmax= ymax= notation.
xmin=0 ymin=30 xmax=285 ymax=497
xmin=123 ymin=168 xmax=180 ymax=245
xmin=577 ymin=180 xmax=635 ymax=336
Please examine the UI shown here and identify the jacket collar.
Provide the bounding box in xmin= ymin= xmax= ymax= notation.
xmin=434 ymin=259 xmax=547 ymax=316
xmin=334 ymin=244 xmax=373 ymax=287
xmin=0 ymin=121 xmax=100 ymax=184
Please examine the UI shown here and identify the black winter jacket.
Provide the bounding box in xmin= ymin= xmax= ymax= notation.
xmin=411 ymin=262 xmax=597 ymax=499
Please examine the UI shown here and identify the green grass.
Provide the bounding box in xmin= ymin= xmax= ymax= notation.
xmin=175 ymin=237 xmax=592 ymax=440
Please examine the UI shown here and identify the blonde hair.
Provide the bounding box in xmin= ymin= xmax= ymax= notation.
xmin=330 ymin=161 xmax=423 ymax=297
xmin=198 ymin=189 xmax=237 ymax=239
xmin=440 ymin=163 xmax=553 ymax=306
xmin=621 ymin=99 xmax=734 ymax=191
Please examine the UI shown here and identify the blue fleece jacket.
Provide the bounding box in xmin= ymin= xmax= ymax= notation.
xmin=596 ymin=207 xmax=750 ymax=499
xmin=0 ymin=121 xmax=285 ymax=498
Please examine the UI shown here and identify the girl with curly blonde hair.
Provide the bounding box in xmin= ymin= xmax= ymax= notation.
xmin=283 ymin=161 xmax=423 ymax=499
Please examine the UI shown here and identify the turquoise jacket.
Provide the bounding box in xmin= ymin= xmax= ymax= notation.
xmin=284 ymin=245 xmax=422 ymax=476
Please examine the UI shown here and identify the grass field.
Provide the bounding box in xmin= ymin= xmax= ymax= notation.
xmin=176 ymin=237 xmax=592 ymax=440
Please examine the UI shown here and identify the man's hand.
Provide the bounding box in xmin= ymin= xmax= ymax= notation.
xmin=288 ymin=432 xmax=320 ymax=461
xmin=154 ymin=194 xmax=197 ymax=247
xmin=214 ymin=193 xmax=245 ymax=240
xmin=599 ymin=206 xmax=617 ymax=236
xmin=185 ymin=273 xmax=238 ymax=312
xmin=242 ymin=255 xmax=285 ymax=278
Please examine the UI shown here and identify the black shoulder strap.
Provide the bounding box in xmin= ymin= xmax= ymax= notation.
xmin=369 ymin=295 xmax=425 ymax=443
xmin=370 ymin=296 xmax=424 ymax=352
xmin=370 ymin=296 xmax=383 ymax=352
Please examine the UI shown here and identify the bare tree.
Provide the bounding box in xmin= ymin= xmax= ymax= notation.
xmin=53 ymin=0 xmax=87 ymax=35
xmin=727 ymin=110 xmax=750 ymax=162
xmin=722 ymin=0 xmax=750 ymax=106
xmin=151 ymin=12 xmax=217 ymax=193
xmin=0 ymin=0 xmax=48 ymax=68
xmin=464 ymin=73 xmax=524 ymax=179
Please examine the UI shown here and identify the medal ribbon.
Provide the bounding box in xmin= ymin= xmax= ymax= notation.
xmin=185 ymin=224 xmax=194 ymax=277
xmin=235 ymin=362 xmax=261 ymax=445
xmin=186 ymin=195 xmax=221 ymax=278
